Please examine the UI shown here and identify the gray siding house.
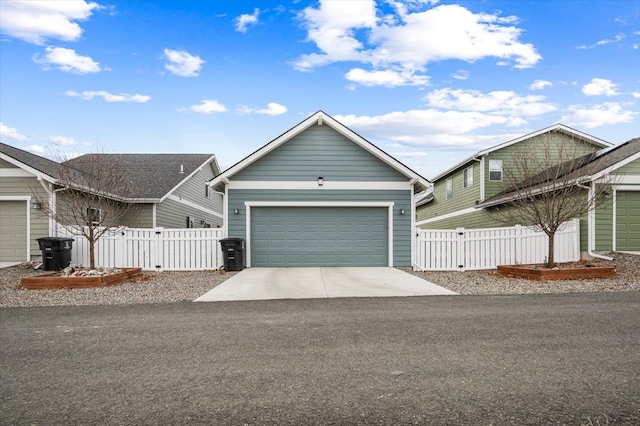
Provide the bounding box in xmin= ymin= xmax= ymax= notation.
xmin=1 ymin=143 xmax=223 ymax=262
xmin=209 ymin=111 xmax=430 ymax=268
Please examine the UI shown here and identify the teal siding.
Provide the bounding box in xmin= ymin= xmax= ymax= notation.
xmin=228 ymin=189 xmax=412 ymax=266
xmin=231 ymin=124 xmax=407 ymax=182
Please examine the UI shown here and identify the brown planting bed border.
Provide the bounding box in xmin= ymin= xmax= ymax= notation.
xmin=496 ymin=265 xmax=615 ymax=281
xmin=21 ymin=268 xmax=144 ymax=290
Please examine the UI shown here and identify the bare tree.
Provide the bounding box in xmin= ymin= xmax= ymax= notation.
xmin=489 ymin=135 xmax=612 ymax=268
xmin=33 ymin=153 xmax=138 ymax=269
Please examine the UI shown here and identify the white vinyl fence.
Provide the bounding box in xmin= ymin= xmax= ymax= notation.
xmin=57 ymin=227 xmax=225 ymax=271
xmin=415 ymin=219 xmax=580 ymax=271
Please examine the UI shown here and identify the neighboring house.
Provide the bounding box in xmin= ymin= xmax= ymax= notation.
xmin=479 ymin=137 xmax=640 ymax=254
xmin=416 ymin=124 xmax=613 ymax=230
xmin=0 ymin=142 xmax=223 ymax=262
xmin=208 ymin=111 xmax=430 ymax=267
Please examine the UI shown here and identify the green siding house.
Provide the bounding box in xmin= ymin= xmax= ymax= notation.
xmin=209 ymin=111 xmax=430 ymax=268
xmin=0 ymin=143 xmax=223 ymax=262
xmin=416 ymin=125 xmax=640 ymax=256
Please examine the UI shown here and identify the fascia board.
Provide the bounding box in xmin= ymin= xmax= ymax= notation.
xmin=0 ymin=152 xmax=57 ymax=184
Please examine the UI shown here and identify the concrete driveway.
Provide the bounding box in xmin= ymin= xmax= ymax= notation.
xmin=195 ymin=267 xmax=456 ymax=301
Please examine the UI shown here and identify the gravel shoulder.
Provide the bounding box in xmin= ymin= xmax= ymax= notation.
xmin=1 ymin=252 xmax=637 ymax=308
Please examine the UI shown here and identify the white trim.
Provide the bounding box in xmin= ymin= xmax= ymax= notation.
xmin=226 ymin=180 xmax=412 ymax=191
xmin=416 ymin=207 xmax=479 ymax=226
xmin=158 ymin=156 xmax=218 ymax=202
xmin=479 ymin=157 xmax=485 ymax=201
xmin=243 ymin=201 xmax=395 ymax=267
xmin=605 ymin=175 xmax=640 ymax=185
xmin=0 ymin=196 xmax=31 ymax=261
xmin=0 ymin=168 xmax=34 ymax=177
xmin=410 ymin=188 xmax=417 ymax=269
xmin=589 ymin=151 xmax=640 ymax=182
xmin=0 ymin=152 xmax=57 ymax=184
xmin=612 ymin=189 xmax=617 ymax=252
xmin=208 ymin=111 xmax=430 ymax=193
xmin=612 ymin=185 xmax=640 ymax=191
xmin=152 ymin=203 xmax=157 ymax=228
xmin=166 ymin=194 xmax=224 ymax=219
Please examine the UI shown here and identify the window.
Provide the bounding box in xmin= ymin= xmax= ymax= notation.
xmin=85 ymin=207 xmax=102 ymax=225
xmin=186 ymin=216 xmax=194 ymax=228
xmin=489 ymin=160 xmax=503 ymax=182
xmin=464 ymin=166 xmax=473 ymax=188
xmin=446 ymin=178 xmax=453 ymax=200
xmin=205 ymin=185 xmax=211 ymax=199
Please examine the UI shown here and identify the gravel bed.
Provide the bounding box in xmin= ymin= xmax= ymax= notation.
xmin=406 ymin=252 xmax=640 ymax=295
xmin=1 ymin=252 xmax=637 ymax=307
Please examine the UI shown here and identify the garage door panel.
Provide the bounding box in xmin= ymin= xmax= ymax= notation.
xmin=251 ymin=207 xmax=388 ymax=266
xmin=0 ymin=201 xmax=28 ymax=262
xmin=616 ymin=191 xmax=640 ymax=251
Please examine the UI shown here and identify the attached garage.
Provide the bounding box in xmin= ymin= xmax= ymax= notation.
xmin=250 ymin=205 xmax=389 ymax=266
xmin=616 ymin=191 xmax=640 ymax=251
xmin=0 ymin=200 xmax=28 ymax=262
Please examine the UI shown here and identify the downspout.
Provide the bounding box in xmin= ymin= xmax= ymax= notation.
xmin=582 ymin=181 xmax=614 ymax=261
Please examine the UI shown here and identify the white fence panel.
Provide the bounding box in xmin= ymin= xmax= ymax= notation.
xmin=58 ymin=226 xmax=225 ymax=271
xmin=415 ymin=219 xmax=580 ymax=271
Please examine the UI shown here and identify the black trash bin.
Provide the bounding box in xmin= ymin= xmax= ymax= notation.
xmin=37 ymin=237 xmax=74 ymax=271
xmin=220 ymin=238 xmax=245 ymax=271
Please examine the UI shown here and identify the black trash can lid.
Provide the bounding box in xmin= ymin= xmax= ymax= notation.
xmin=220 ymin=238 xmax=244 ymax=243
xmin=37 ymin=237 xmax=75 ymax=242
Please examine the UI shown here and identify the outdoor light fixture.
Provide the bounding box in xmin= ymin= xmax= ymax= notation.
xmin=233 ymin=208 xmax=239 ymax=215
xmin=31 ymin=201 xmax=42 ymax=210
xmin=400 ymin=208 xmax=405 ymax=215
xmin=318 ymin=177 xmax=324 ymax=186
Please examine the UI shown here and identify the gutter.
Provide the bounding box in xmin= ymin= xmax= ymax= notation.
xmin=584 ymin=181 xmax=614 ymax=261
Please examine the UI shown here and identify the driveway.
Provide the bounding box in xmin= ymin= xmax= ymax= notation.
xmin=195 ymin=267 xmax=456 ymax=301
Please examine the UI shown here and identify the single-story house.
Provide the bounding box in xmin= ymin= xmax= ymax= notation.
xmin=0 ymin=142 xmax=223 ymax=262
xmin=209 ymin=111 xmax=430 ymax=268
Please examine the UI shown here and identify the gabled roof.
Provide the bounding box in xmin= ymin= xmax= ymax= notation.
xmin=430 ymin=124 xmax=613 ymax=183
xmin=479 ymin=136 xmax=640 ymax=208
xmin=1 ymin=142 xmax=219 ymax=201
xmin=63 ymin=153 xmax=219 ymax=200
xmin=209 ymin=111 xmax=430 ymax=193
xmin=1 ymin=142 xmax=60 ymax=182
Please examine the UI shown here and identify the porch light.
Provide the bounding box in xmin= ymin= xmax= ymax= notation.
xmin=318 ymin=177 xmax=324 ymax=186
xmin=233 ymin=208 xmax=239 ymax=215
xmin=400 ymin=208 xmax=405 ymax=215
xmin=31 ymin=201 xmax=42 ymax=210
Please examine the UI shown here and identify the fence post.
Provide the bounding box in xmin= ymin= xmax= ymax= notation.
xmin=514 ymin=224 xmax=521 ymax=264
xmin=456 ymin=227 xmax=465 ymax=271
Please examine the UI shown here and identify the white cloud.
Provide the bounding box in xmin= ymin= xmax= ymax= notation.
xmin=392 ymin=151 xmax=428 ymax=158
xmin=561 ymin=102 xmax=636 ymax=129
xmin=0 ymin=0 xmax=102 ymax=45
xmin=424 ymin=88 xmax=556 ymax=117
xmin=294 ymin=1 xmax=541 ymax=87
xmin=239 ymin=102 xmax=288 ymax=116
xmin=183 ymin=100 xmax=227 ymax=114
xmin=33 ymin=47 xmax=102 ymax=74
xmin=49 ymin=135 xmax=78 ymax=146
xmin=632 ymin=92 xmax=640 ymax=98
xmin=530 ymin=79 xmax=552 ymax=90
xmin=451 ymin=70 xmax=469 ymax=80
xmin=235 ymin=8 xmax=260 ymax=33
xmin=345 ymin=68 xmax=429 ymax=87
xmin=163 ymin=49 xmax=205 ymax=77
xmin=596 ymin=33 xmax=625 ymax=46
xmin=25 ymin=145 xmax=45 ymax=154
xmin=65 ymin=90 xmax=151 ymax=102
xmin=0 ymin=122 xmax=28 ymax=140
xmin=582 ymin=78 xmax=620 ymax=96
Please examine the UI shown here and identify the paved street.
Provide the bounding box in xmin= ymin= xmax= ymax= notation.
xmin=1 ymin=293 xmax=639 ymax=425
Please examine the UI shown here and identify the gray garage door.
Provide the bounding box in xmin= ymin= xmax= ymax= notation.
xmin=616 ymin=191 xmax=640 ymax=251
xmin=0 ymin=201 xmax=28 ymax=262
xmin=251 ymin=207 xmax=388 ymax=266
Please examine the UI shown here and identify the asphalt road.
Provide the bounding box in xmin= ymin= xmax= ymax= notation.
xmin=1 ymin=293 xmax=639 ymax=425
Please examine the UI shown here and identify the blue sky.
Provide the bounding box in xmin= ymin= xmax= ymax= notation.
xmin=1 ymin=0 xmax=638 ymax=178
